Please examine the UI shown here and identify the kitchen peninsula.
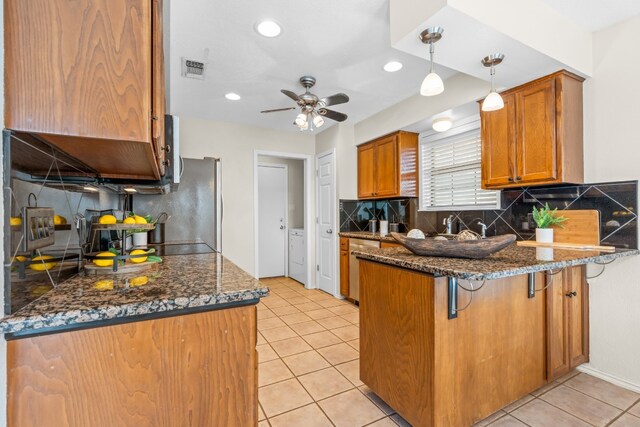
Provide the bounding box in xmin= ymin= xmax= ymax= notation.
xmin=354 ymin=244 xmax=638 ymax=427
xmin=1 ymin=252 xmax=269 ymax=426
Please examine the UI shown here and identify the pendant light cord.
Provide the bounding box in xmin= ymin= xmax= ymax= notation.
xmin=429 ymin=42 xmax=435 ymax=73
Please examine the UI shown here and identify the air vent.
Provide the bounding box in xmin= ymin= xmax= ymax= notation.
xmin=181 ymin=58 xmax=206 ymax=79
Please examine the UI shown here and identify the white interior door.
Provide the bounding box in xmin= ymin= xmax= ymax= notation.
xmin=316 ymin=151 xmax=336 ymax=295
xmin=258 ymin=164 xmax=287 ymax=278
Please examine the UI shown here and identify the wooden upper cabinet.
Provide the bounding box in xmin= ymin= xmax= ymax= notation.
xmin=480 ymin=70 xmax=584 ymax=189
xmin=5 ymin=0 xmax=166 ymax=180
xmin=357 ymin=131 xmax=418 ymax=200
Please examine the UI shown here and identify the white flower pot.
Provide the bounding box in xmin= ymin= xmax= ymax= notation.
xmin=132 ymin=232 xmax=148 ymax=248
xmin=535 ymin=228 xmax=554 ymax=243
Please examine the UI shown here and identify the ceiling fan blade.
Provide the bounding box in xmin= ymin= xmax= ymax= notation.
xmin=320 ymin=93 xmax=349 ymax=107
xmin=281 ymin=89 xmax=302 ymax=103
xmin=318 ymin=108 xmax=348 ymax=122
xmin=260 ymin=107 xmax=296 ymax=113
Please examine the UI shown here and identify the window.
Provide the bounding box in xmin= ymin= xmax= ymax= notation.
xmin=419 ymin=119 xmax=500 ymax=211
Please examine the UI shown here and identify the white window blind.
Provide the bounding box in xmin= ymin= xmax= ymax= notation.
xmin=419 ymin=126 xmax=500 ymax=211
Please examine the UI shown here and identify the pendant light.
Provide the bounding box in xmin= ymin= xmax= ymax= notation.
xmin=419 ymin=27 xmax=445 ymax=96
xmin=295 ymin=113 xmax=307 ymax=127
xmin=481 ymin=54 xmax=505 ymax=112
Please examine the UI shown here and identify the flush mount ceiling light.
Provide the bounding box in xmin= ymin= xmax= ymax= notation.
xmin=432 ymin=117 xmax=453 ymax=132
xmin=419 ymin=27 xmax=445 ymax=96
xmin=255 ymin=20 xmax=281 ymax=38
xmin=225 ymin=92 xmax=241 ymax=101
xmin=383 ymin=61 xmax=403 ymax=72
xmin=481 ymin=53 xmax=505 ymax=112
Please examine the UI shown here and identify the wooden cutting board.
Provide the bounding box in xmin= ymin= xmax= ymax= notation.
xmin=551 ymin=210 xmax=600 ymax=246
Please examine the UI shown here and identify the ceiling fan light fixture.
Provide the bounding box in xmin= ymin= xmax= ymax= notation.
xmin=312 ymin=112 xmax=324 ymax=128
xmin=225 ymin=92 xmax=241 ymax=101
xmin=419 ymin=27 xmax=444 ymax=97
xmin=255 ymin=20 xmax=281 ymax=38
xmin=295 ymin=113 xmax=307 ymax=127
xmin=481 ymin=53 xmax=505 ymax=112
xmin=432 ymin=117 xmax=453 ymax=132
xmin=383 ymin=61 xmax=403 ymax=72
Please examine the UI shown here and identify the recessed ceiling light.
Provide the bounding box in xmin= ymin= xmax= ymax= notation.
xmin=432 ymin=117 xmax=453 ymax=132
xmin=225 ymin=92 xmax=241 ymax=101
xmin=383 ymin=61 xmax=403 ymax=72
xmin=256 ymin=20 xmax=281 ymax=38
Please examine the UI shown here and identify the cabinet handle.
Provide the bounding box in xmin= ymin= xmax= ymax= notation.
xmin=508 ymin=177 xmax=514 ymax=182
xmin=516 ymin=176 xmax=522 ymax=181
xmin=565 ymin=291 xmax=577 ymax=298
xmin=151 ymin=115 xmax=159 ymax=121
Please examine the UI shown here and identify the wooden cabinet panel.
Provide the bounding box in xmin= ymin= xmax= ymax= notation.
xmin=546 ymin=269 xmax=571 ymax=379
xmin=357 ymin=144 xmax=376 ymax=198
xmin=481 ymin=94 xmax=517 ymax=188
xmin=515 ymin=79 xmax=557 ymax=184
xmin=374 ymin=136 xmax=399 ymax=197
xmin=568 ymin=267 xmax=589 ymax=368
xmin=340 ymin=252 xmax=349 ymax=297
xmin=152 ymin=0 xmax=166 ymax=176
xmin=8 ymin=306 xmax=258 ymax=427
xmin=380 ymin=242 xmax=401 ymax=248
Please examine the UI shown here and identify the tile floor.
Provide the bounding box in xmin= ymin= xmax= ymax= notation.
xmin=257 ymin=277 xmax=640 ymax=427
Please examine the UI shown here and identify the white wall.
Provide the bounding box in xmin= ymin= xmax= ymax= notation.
xmin=179 ymin=117 xmax=315 ymax=277
xmin=258 ymin=156 xmax=305 ymax=229
xmin=581 ymin=15 xmax=640 ymax=389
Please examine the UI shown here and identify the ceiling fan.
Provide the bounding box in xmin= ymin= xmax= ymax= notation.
xmin=261 ymin=76 xmax=349 ymax=130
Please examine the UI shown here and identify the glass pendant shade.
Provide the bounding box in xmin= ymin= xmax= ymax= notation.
xmin=421 ymin=72 xmax=444 ymax=96
xmin=482 ymin=91 xmax=504 ymax=112
xmin=295 ymin=113 xmax=307 ymax=127
xmin=313 ymin=113 xmax=324 ymax=128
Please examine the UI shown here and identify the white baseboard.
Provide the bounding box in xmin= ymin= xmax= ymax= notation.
xmin=577 ymin=364 xmax=640 ymax=394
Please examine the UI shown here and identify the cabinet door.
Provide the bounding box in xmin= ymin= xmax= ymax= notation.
xmin=481 ymin=93 xmax=517 ymax=188
xmin=546 ymin=270 xmax=570 ymax=380
xmin=152 ymin=0 xmax=166 ymax=176
xmin=340 ymin=250 xmax=349 ymax=297
xmin=5 ymin=0 xmax=152 ymax=143
xmin=568 ymin=266 xmax=589 ymax=368
xmin=374 ymin=136 xmax=399 ymax=197
xmin=358 ymin=143 xmax=376 ymax=198
xmin=515 ymin=79 xmax=557 ymax=184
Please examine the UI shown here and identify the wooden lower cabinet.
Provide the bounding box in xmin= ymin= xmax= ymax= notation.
xmin=360 ymin=261 xmax=588 ymax=427
xmin=340 ymin=237 xmax=350 ymax=297
xmin=380 ymin=242 xmax=401 ymax=249
xmin=7 ymin=305 xmax=258 ymax=427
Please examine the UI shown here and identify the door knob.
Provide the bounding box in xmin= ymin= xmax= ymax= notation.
xmin=280 ymin=225 xmax=284 ymax=230
xmin=565 ymin=291 xmax=577 ymax=298
xmin=326 ymin=229 xmax=333 ymax=234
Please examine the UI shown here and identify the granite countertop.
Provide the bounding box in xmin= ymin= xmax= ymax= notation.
xmin=0 ymin=253 xmax=269 ymax=336
xmin=339 ymin=231 xmax=401 ymax=243
xmin=353 ymin=244 xmax=639 ymax=280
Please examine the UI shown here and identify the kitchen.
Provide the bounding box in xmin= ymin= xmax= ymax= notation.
xmin=4 ymin=1 xmax=640 ymax=425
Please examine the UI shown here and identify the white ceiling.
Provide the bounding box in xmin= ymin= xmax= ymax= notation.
xmin=168 ymin=0 xmax=457 ymax=133
xmin=538 ymin=0 xmax=640 ymax=31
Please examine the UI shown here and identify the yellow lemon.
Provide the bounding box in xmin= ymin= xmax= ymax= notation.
xmin=98 ymin=214 xmax=117 ymax=225
xmin=53 ymin=215 xmax=67 ymax=225
xmin=134 ymin=215 xmax=147 ymax=224
xmin=29 ymin=255 xmax=57 ymax=271
xmin=93 ymin=252 xmax=116 ymax=267
xmin=130 ymin=276 xmax=148 ymax=287
xmin=123 ymin=217 xmax=136 ymax=224
xmin=129 ymin=249 xmax=148 ymax=263
xmin=15 ymin=255 xmax=27 ymax=263
xmin=94 ymin=280 xmax=114 ymax=291
xmin=10 ymin=217 xmax=22 ymax=226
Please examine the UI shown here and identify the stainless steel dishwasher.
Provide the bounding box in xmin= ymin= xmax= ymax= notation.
xmin=349 ymin=238 xmax=380 ymax=301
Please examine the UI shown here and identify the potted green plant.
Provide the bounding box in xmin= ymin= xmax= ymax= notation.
xmin=532 ymin=203 xmax=567 ymax=243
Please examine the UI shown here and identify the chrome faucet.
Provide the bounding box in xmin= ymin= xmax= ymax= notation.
xmin=443 ymin=215 xmax=454 ymax=235
xmin=478 ymin=222 xmax=488 ymax=239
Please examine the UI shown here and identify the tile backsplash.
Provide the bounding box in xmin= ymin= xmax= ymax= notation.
xmin=341 ymin=180 xmax=638 ymax=249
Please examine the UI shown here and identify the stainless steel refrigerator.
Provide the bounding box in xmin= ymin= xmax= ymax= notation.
xmin=134 ymin=158 xmax=223 ymax=252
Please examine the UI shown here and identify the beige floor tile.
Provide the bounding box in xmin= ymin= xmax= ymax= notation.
xmin=288 ymin=296 xmax=313 ymax=305
xmin=359 ymin=385 xmax=396 ymax=415
xmin=317 ymin=316 xmax=352 ymax=330
xmin=259 ymin=378 xmax=313 ymax=418
xmin=261 ymin=325 xmax=298 ymax=343
xmin=283 ymin=350 xmax=331 ymax=376
xmin=554 ymin=370 xmax=581 ymax=384
xmin=565 ymin=374 xmax=640 ymax=410
xmin=336 ymin=359 xmax=363 ymax=387
xmin=268 ymin=403 xmax=333 ymax=427
xmin=298 ymin=367 xmax=354 ymax=400
xmin=389 ymin=413 xmax=412 ymax=426
xmin=306 ymin=308 xmax=337 ymax=320
xmin=296 ymin=302 xmax=324 ymax=311
xmin=290 ymin=320 xmax=326 ymax=336
xmin=258 ymin=403 xmax=266 ymax=421
xmin=262 ymin=297 xmax=291 ymax=309
xmin=511 ymin=399 xmax=591 ymax=427
xmin=257 ymin=343 xmax=279 ymax=363
xmin=329 ymin=304 xmax=359 ymax=316
xmin=541 ymin=384 xmax=622 ymax=426
xmin=340 ymin=312 xmax=360 ymax=324
xmin=257 ymin=309 xmax=278 ymax=320
xmin=270 ymin=336 xmax=313 ymax=357
xmin=503 ymin=394 xmax=535 ymax=412
xmin=318 ymin=389 xmax=386 ymax=427
xmin=276 ymin=290 xmax=301 ymax=299
xmin=332 ymin=325 xmax=360 ymax=341
xmin=318 ymin=342 xmax=359 ymax=365
xmin=610 ymin=413 xmax=640 ymax=427
xmin=472 ymin=410 xmax=507 ymax=426
xmin=629 ymin=401 xmax=640 ymax=418
xmin=489 ymin=415 xmax=528 ymax=426
xmin=306 ymin=293 xmax=333 ymax=302
xmin=271 ymin=305 xmax=301 ymax=316
xmin=531 ymin=380 xmax=560 ymax=396
xmin=280 ymin=312 xmax=313 ymax=325
xmin=318 ymin=298 xmax=349 ymax=308
xmin=347 ymin=339 xmax=360 ymax=351
xmin=302 ymin=331 xmax=343 ymax=349
xmin=257 ymin=332 xmax=266 ymax=345
xmin=258 ymin=420 xmax=269 ymax=427
xmin=258 ymin=317 xmax=286 ymax=331
xmin=368 ymin=418 xmax=397 ymax=426
xmin=259 ymin=359 xmax=294 ymax=387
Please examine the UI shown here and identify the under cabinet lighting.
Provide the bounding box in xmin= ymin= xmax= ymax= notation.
xmin=83 ymin=186 xmax=99 ymax=192
xmin=123 ymin=188 xmax=137 ymax=193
